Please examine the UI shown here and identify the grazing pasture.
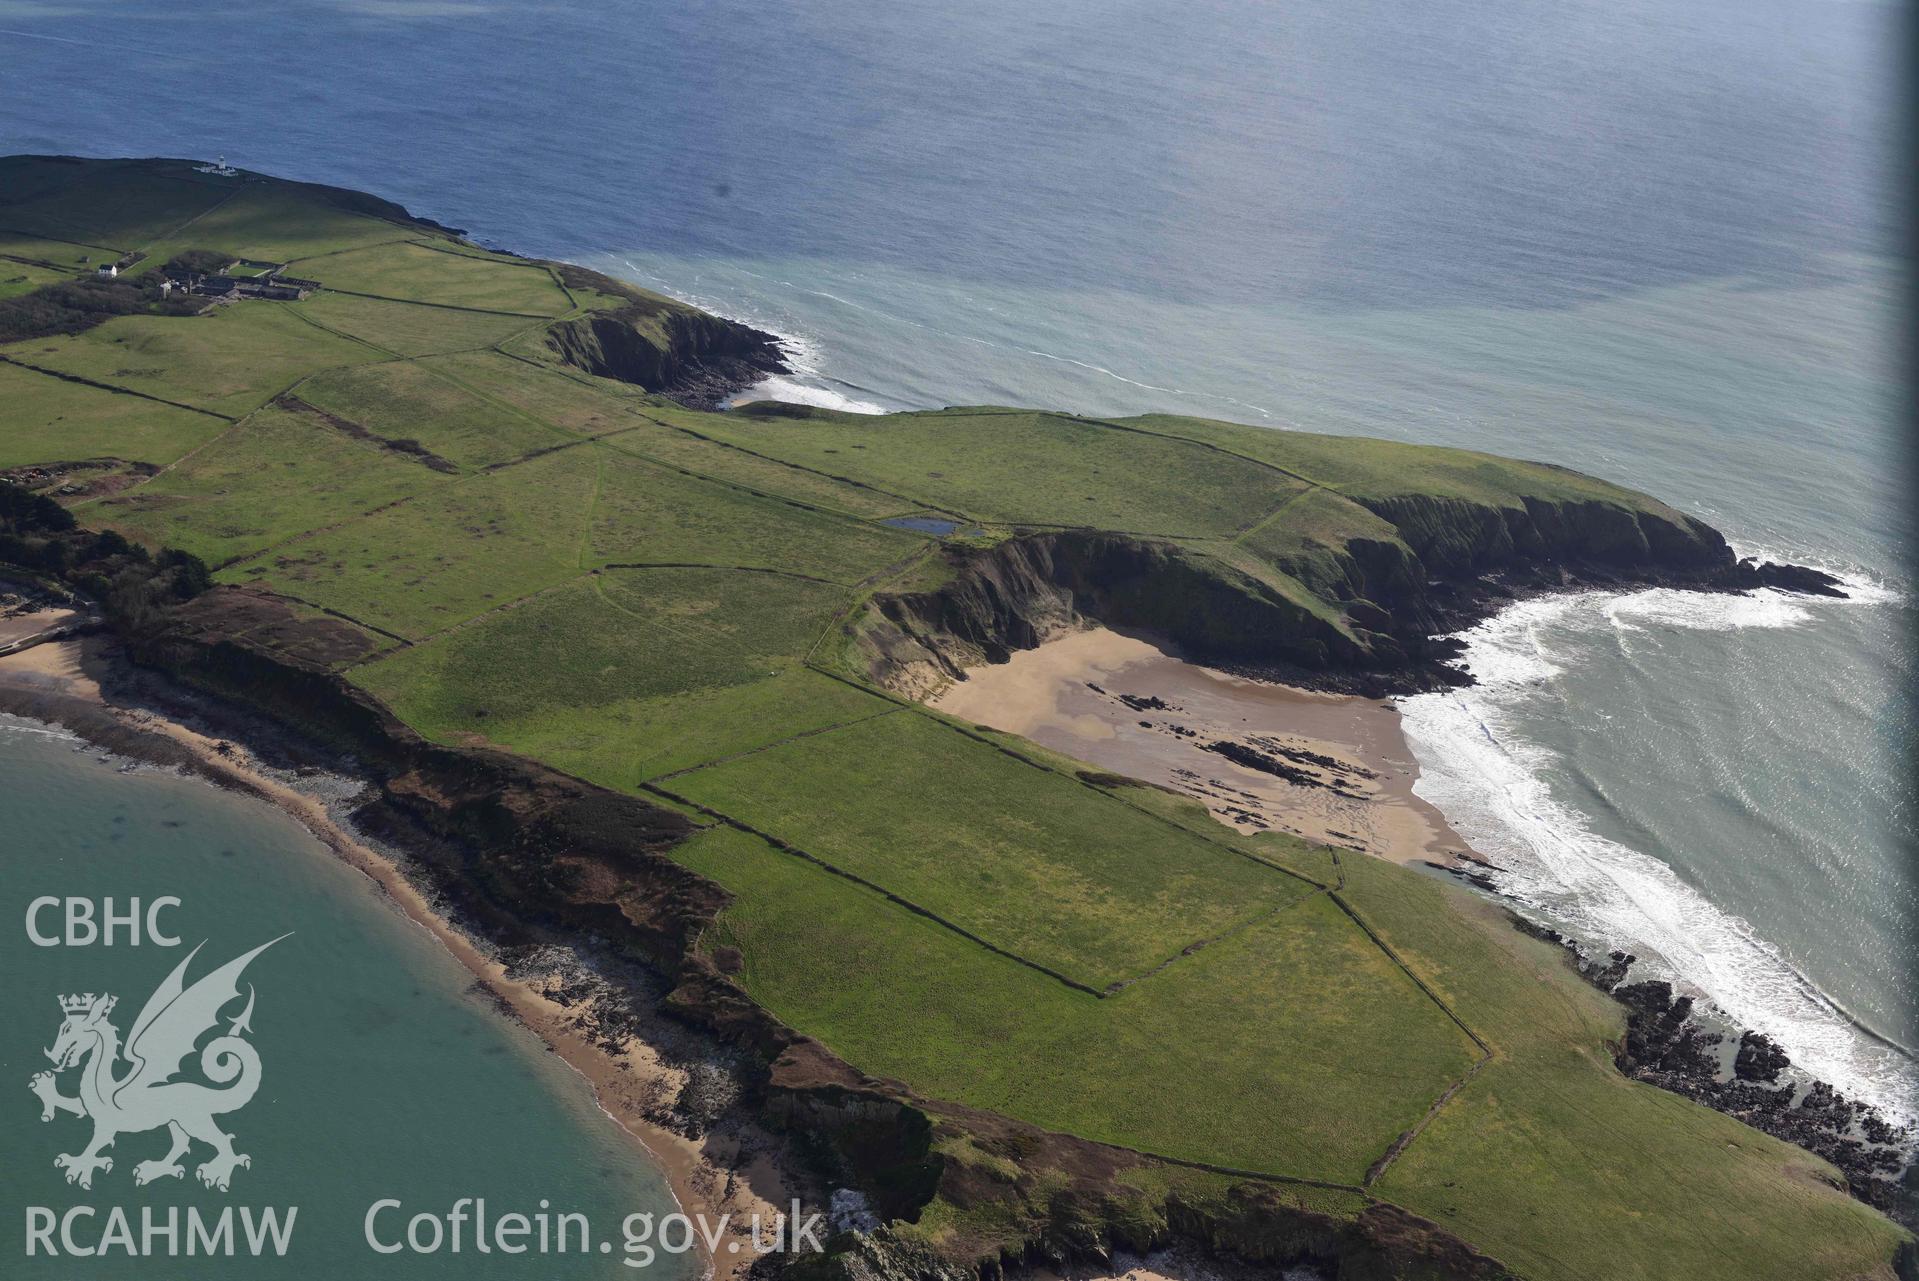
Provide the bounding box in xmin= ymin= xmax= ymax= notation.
xmin=2 ymin=158 xmax=1899 ymax=1281
xmin=667 ymin=709 xmax=1315 ymax=990
xmin=676 ymin=406 xmax=1308 ymax=536
xmin=675 ymin=823 xmax=1478 ymax=1182
xmin=351 ymin=566 xmax=892 ymax=785
xmin=10 ymin=302 xmax=380 ymax=418
xmin=0 ymin=359 xmax=226 ymax=469
xmin=295 ymin=240 xmax=571 ymax=316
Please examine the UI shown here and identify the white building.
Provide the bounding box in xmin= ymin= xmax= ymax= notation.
xmin=96 ymin=263 xmax=117 ymax=278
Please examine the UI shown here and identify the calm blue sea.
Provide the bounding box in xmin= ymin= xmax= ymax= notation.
xmin=0 ymin=721 xmax=701 ymax=1278
xmin=0 ymin=0 xmax=1911 ymax=1122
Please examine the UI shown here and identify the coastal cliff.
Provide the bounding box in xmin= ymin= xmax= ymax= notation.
xmin=89 ymin=592 xmax=1514 ymax=1281
xmin=1 ymin=155 xmax=1901 ymax=1281
xmin=543 ymin=263 xmax=788 ymax=409
xmin=853 ymin=490 xmax=1842 ymax=698
xmin=0 ymin=462 xmax=1889 ymax=1279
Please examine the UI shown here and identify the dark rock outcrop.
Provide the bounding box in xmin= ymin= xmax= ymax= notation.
xmin=857 ymin=494 xmax=1844 ymax=698
xmin=1514 ymin=930 xmax=1916 ymax=1226
xmin=1611 ymin=980 xmax=1911 ymax=1221
xmin=1735 ymin=1031 xmax=1793 ymax=1084
xmin=91 ymin=590 xmax=1513 ymax=1281
xmin=862 ymin=532 xmax=1389 ymax=698
xmin=546 ymin=303 xmax=787 ymax=410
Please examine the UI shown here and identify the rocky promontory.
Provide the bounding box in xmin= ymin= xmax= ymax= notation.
xmin=543 ymin=262 xmax=788 ymax=409
xmin=855 ymin=491 xmax=1844 ymax=699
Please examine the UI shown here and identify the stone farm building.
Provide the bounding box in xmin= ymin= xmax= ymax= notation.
xmin=163 ymin=259 xmax=319 ymax=302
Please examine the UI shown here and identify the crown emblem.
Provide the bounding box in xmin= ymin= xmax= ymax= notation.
xmin=59 ymin=993 xmax=113 ymax=1016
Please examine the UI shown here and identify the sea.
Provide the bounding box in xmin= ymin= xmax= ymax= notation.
xmin=0 ymin=0 xmax=1910 ymax=1183
xmin=0 ymin=721 xmax=703 ymax=1277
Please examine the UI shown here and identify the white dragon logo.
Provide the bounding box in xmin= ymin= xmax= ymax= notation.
xmin=28 ymin=937 xmax=285 ymax=1192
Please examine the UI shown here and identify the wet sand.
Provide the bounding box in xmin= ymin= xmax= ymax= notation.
xmin=933 ymin=627 xmax=1474 ymax=867
xmin=0 ymin=628 xmax=789 ymax=1281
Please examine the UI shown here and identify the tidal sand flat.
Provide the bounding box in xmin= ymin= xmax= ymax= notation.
xmin=931 ymin=627 xmax=1468 ymax=867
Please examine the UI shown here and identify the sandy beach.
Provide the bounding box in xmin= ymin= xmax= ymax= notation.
xmin=0 ymin=590 xmax=84 ymax=653
xmin=0 ymin=626 xmax=791 ymax=1281
xmin=933 ymin=627 xmax=1475 ymax=868
xmin=0 ymin=607 xmax=76 ymax=649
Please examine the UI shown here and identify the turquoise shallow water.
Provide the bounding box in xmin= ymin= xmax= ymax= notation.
xmin=0 ymin=719 xmax=699 ymax=1278
xmin=0 ymin=0 xmax=1909 ymax=1117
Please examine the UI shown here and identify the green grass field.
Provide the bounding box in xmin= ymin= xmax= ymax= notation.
xmin=6 ymin=302 xmax=382 ymax=418
xmin=667 ymin=406 xmax=1308 ymax=535
xmin=1127 ymin=412 xmax=1689 ymax=515
xmin=0 ymin=264 xmax=68 ymax=300
xmin=416 ymin=350 xmax=645 ymax=435
xmin=224 ymin=442 xmax=919 ymax=638
xmin=0 ymin=236 xmax=121 ymax=274
xmin=0 ymin=157 xmax=229 ymax=250
xmin=350 ymin=566 xmax=894 ymax=785
xmin=0 ymin=359 xmax=227 ymax=469
xmin=677 ymin=823 xmax=1478 ymax=1181
xmin=297 ymin=359 xmax=570 ymax=470
xmin=294 ymin=240 xmax=571 ymax=316
xmin=98 ymin=399 xmax=448 ymax=566
xmin=668 ymin=710 xmax=1316 ymax=989
xmin=2 ymin=158 xmax=1902 ymax=1281
xmin=581 ymin=447 xmax=923 ymax=582
xmin=1236 ymin=486 xmax=1408 ymax=572
xmin=0 ymin=236 xmax=115 ymax=272
xmin=606 ymin=417 xmax=920 ymax=518
xmin=1331 ymin=852 xmax=1909 ymax=1281
xmin=294 ymin=292 xmax=539 ymax=357
xmin=221 ymin=444 xmax=598 ymax=636
xmin=141 ymin=184 xmax=404 ymax=262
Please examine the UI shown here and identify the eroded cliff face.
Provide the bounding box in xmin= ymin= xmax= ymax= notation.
xmin=1353 ymin=493 xmax=1730 ymax=579
xmin=858 ymin=495 xmax=1838 ymax=698
xmin=862 ymin=533 xmax=1372 ymax=700
xmin=101 ymin=591 xmax=1519 ymax=1281
xmin=765 ymin=1039 xmax=1514 ymax=1281
xmin=546 ymin=306 xmax=789 ymax=410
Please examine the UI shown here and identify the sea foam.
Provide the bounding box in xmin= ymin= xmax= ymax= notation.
xmin=730 ymin=375 xmax=887 ymax=416
xmin=1398 ymin=588 xmax=1918 ymax=1122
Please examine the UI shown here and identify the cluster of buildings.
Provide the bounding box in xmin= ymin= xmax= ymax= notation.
xmin=160 ymin=259 xmax=321 ymax=303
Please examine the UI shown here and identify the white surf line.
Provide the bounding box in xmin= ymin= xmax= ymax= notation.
xmin=706 ymin=260 xmax=1281 ymax=421
xmin=0 ymin=27 xmax=91 ymax=47
xmin=1725 ymin=539 xmax=1908 ymax=605
xmin=741 ymin=375 xmax=887 ymax=415
xmin=0 ymin=716 xmax=82 ymax=742
xmin=607 ymin=257 xmax=888 ymax=414
xmin=1397 ymin=588 xmax=1919 ymax=1121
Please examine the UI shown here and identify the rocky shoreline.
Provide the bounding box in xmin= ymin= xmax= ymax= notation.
xmin=0 ymin=632 xmax=810 ymax=1281
xmin=1505 ymin=915 xmax=1914 ymax=1225
xmin=860 ymin=512 xmax=1849 ymax=705
xmin=544 ymin=261 xmax=790 ymax=411
xmin=878 ymin=518 xmax=1912 ymax=1232
xmin=0 ymin=441 xmax=1893 ymax=1281
xmin=0 ymin=615 xmax=1524 ymax=1281
xmin=11 ymin=586 xmax=1907 ymax=1274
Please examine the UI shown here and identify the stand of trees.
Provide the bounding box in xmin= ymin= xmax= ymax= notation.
xmin=0 ymin=272 xmax=205 ymax=344
xmin=0 ymin=480 xmax=209 ymax=632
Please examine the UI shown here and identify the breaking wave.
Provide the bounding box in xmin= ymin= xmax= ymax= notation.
xmin=729 ymin=374 xmax=887 ymax=415
xmin=1397 ymin=584 xmax=1917 ymax=1122
xmin=599 ymin=254 xmax=892 ymax=415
